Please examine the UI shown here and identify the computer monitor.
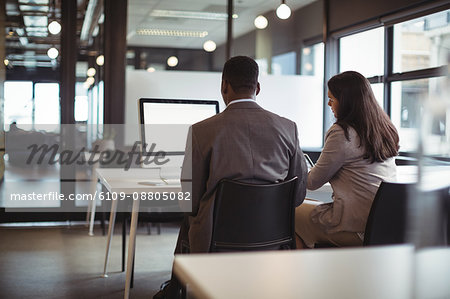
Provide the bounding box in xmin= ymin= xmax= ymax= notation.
xmin=138 ymin=98 xmax=219 ymax=170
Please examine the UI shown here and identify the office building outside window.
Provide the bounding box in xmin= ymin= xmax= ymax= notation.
xmin=391 ymin=9 xmax=449 ymax=153
xmin=393 ymin=10 xmax=450 ymax=73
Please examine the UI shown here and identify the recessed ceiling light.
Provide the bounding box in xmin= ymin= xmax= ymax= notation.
xmin=150 ymin=9 xmax=238 ymax=21
xmin=23 ymin=15 xmax=48 ymax=27
xmin=136 ymin=29 xmax=208 ymax=38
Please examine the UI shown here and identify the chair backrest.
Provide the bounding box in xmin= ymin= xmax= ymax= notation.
xmin=210 ymin=176 xmax=298 ymax=252
xmin=364 ymin=181 xmax=450 ymax=246
xmin=364 ymin=182 xmax=411 ymax=246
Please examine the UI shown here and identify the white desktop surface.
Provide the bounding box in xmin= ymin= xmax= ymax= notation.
xmin=305 ymin=165 xmax=423 ymax=202
xmin=96 ymin=168 xmax=181 ymax=192
xmin=174 ymin=245 xmax=414 ymax=299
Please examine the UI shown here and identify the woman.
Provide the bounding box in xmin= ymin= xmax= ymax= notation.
xmin=295 ymin=71 xmax=399 ymax=248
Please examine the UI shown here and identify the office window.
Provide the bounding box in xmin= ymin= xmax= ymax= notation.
xmin=301 ymin=42 xmax=324 ymax=78
xmin=4 ymin=81 xmax=33 ymax=128
xmin=339 ymin=27 xmax=384 ymax=78
xmin=35 ymin=83 xmax=60 ymax=131
xmin=371 ymin=83 xmax=384 ymax=108
xmin=75 ymin=82 xmax=88 ymax=122
xmin=272 ymin=51 xmax=296 ymax=75
xmin=393 ymin=9 xmax=450 ymax=73
xmin=391 ymin=77 xmax=447 ymax=152
xmin=75 ymin=96 xmax=88 ymax=122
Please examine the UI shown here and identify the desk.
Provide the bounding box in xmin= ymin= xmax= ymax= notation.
xmin=96 ymin=168 xmax=181 ymax=299
xmin=306 ymin=165 xmax=424 ymax=202
xmin=173 ymin=245 xmax=414 ymax=299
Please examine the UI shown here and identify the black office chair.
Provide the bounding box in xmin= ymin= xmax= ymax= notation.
xmin=364 ymin=181 xmax=449 ymax=246
xmin=363 ymin=182 xmax=411 ymax=246
xmin=210 ymin=176 xmax=298 ymax=252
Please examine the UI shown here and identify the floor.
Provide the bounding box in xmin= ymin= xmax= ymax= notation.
xmin=0 ymin=153 xmax=181 ymax=299
xmin=0 ymin=222 xmax=179 ymax=299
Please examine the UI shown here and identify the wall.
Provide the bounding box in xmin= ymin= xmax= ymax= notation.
xmin=213 ymin=30 xmax=257 ymax=71
xmin=124 ymin=70 xmax=323 ymax=148
xmin=328 ymin=0 xmax=440 ymax=33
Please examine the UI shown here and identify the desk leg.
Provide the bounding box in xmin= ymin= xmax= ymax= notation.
xmin=122 ymin=212 xmax=126 ymax=272
xmin=102 ymin=198 xmax=118 ymax=278
xmin=88 ymin=166 xmax=99 ymax=236
xmin=88 ymin=194 xmax=97 ymax=236
xmin=124 ymin=199 xmax=140 ymax=299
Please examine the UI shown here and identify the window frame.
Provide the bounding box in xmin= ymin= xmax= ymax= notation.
xmin=324 ymin=4 xmax=449 ymax=154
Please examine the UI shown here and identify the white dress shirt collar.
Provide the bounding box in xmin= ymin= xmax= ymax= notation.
xmin=227 ymin=98 xmax=255 ymax=107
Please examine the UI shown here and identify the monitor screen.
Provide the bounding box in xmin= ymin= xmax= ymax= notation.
xmin=138 ymin=98 xmax=219 ymax=156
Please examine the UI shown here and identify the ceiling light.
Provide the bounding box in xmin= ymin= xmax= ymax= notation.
xmin=23 ymin=15 xmax=48 ymax=27
xmin=96 ymin=55 xmax=104 ymax=66
xmin=136 ymin=29 xmax=208 ymax=38
xmin=48 ymin=20 xmax=61 ymax=35
xmin=254 ymin=15 xmax=268 ymax=29
xmin=203 ymin=40 xmax=216 ymax=52
xmin=276 ymin=0 xmax=291 ymax=20
xmin=19 ymin=5 xmax=49 ymax=12
xmin=86 ymin=77 xmax=95 ymax=85
xmin=92 ymin=26 xmax=99 ymax=37
xmin=87 ymin=67 xmax=96 ymax=77
xmin=47 ymin=47 xmax=59 ymax=59
xmin=19 ymin=37 xmax=28 ymax=45
xmin=150 ymin=9 xmax=238 ymax=21
xmin=147 ymin=67 xmax=156 ymax=72
xmin=167 ymin=56 xmax=178 ymax=67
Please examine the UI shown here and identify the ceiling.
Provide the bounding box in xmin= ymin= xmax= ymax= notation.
xmin=127 ymin=0 xmax=316 ymax=48
xmin=4 ymin=0 xmax=88 ymax=69
xmin=3 ymin=0 xmax=316 ymax=69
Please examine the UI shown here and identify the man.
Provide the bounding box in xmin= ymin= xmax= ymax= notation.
xmin=155 ymin=55 xmax=307 ymax=298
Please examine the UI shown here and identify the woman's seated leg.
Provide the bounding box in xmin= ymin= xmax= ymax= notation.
xmin=295 ymin=200 xmax=363 ymax=248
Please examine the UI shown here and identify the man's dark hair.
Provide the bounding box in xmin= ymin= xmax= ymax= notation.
xmin=222 ymin=56 xmax=259 ymax=93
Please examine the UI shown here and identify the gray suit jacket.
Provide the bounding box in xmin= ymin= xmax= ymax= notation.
xmin=180 ymin=101 xmax=307 ymax=253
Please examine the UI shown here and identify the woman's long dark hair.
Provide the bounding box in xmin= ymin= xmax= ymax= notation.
xmin=327 ymin=71 xmax=399 ymax=162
